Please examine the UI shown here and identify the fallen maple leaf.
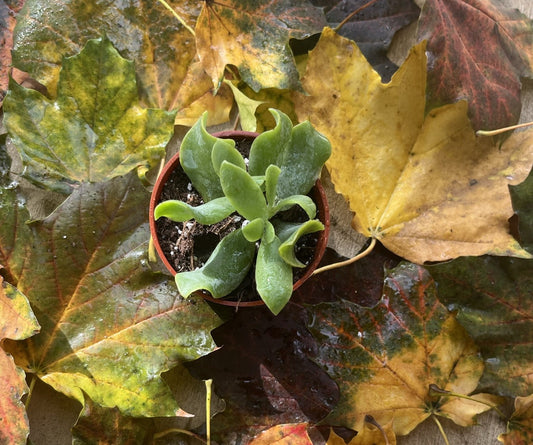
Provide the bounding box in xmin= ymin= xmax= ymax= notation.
xmin=11 ymin=0 xmax=232 ymax=125
xmin=295 ymin=27 xmax=533 ymax=264
xmin=195 ymin=0 xmax=326 ymax=92
xmin=4 ymin=37 xmax=176 ymax=194
xmin=319 ymin=0 xmax=420 ymax=81
xmin=429 ymin=166 xmax=533 ymax=397
xmin=499 ymin=394 xmax=533 ymax=445
xmin=308 ymin=263 xmax=501 ymax=436
xmin=0 ymin=276 xmax=40 ymax=445
xmin=2 ymin=173 xmax=222 ymax=417
xmin=417 ymin=0 xmax=533 ymax=131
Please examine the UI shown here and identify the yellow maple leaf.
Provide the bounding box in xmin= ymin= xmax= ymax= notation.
xmin=499 ymin=394 xmax=533 ymax=444
xmin=295 ymin=27 xmax=533 ymax=263
xmin=327 ymin=418 xmax=396 ymax=444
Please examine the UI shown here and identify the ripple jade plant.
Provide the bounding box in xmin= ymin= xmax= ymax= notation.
xmin=154 ymin=109 xmax=331 ymax=314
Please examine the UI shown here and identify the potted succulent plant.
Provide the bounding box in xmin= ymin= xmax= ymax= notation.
xmin=149 ymin=109 xmax=331 ymax=314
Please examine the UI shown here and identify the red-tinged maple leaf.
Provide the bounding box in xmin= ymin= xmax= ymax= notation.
xmin=417 ymin=0 xmax=533 ymax=130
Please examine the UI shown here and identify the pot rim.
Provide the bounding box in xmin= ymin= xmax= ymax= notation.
xmin=149 ymin=130 xmax=330 ymax=308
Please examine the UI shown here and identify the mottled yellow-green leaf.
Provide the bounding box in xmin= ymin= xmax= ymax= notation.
xmin=11 ymin=0 xmax=230 ymax=124
xmin=0 ymin=276 xmax=40 ymax=445
xmin=295 ymin=27 xmax=533 ymax=263
xmin=499 ymin=394 xmax=533 ymax=444
xmin=195 ymin=0 xmax=326 ymax=92
xmin=4 ymin=37 xmax=176 ymax=194
xmin=308 ymin=263 xmax=500 ymax=436
xmin=3 ymin=174 xmax=222 ymax=417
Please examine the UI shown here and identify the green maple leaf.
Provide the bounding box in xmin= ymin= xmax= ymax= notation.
xmin=3 ymin=173 xmax=222 ymax=417
xmin=4 ymin=37 xmax=176 ymax=194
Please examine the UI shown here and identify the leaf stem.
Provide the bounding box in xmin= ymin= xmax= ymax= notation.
xmin=24 ymin=374 xmax=37 ymax=410
xmin=152 ymin=429 xmax=207 ymax=444
xmin=429 ymin=385 xmax=506 ymax=418
xmin=156 ymin=0 xmax=196 ymax=36
xmin=335 ymin=0 xmax=381 ymax=32
xmin=476 ymin=120 xmax=533 ymax=136
xmin=312 ymin=237 xmax=377 ymax=276
xmin=205 ymin=379 xmax=213 ymax=445
xmin=432 ymin=415 xmax=451 ymax=445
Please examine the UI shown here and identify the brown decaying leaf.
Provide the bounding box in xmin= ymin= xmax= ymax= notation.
xmin=0 ymin=0 xmax=25 ymax=105
xmin=499 ymin=394 xmax=533 ymax=445
xmin=295 ymin=27 xmax=533 ymax=264
xmin=308 ymin=263 xmax=501 ymax=436
xmin=417 ymin=0 xmax=533 ymax=131
xmin=195 ymin=0 xmax=327 ymax=92
xmin=0 ymin=276 xmax=40 ymax=445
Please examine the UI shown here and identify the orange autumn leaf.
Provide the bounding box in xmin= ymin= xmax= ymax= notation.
xmin=0 ymin=275 xmax=40 ymax=445
xmin=295 ymin=27 xmax=533 ymax=263
xmin=249 ymin=423 xmax=312 ymax=445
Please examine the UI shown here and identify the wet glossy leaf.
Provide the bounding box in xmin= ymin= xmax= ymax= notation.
xmin=0 ymin=276 xmax=40 ymax=445
xmin=0 ymin=138 xmax=32 ymax=285
xmin=3 ymin=173 xmax=222 ymax=417
xmin=0 ymin=0 xmax=24 ymax=105
xmin=417 ymin=0 xmax=533 ymax=130
xmin=4 ymin=37 xmax=176 ymax=194
xmin=295 ymin=28 xmax=533 ymax=263
xmin=187 ymin=305 xmax=338 ymax=444
xmin=195 ymin=0 xmax=326 ymax=92
xmin=72 ymin=394 xmax=152 ymax=445
xmin=319 ymin=0 xmax=420 ymax=81
xmin=308 ymin=263 xmax=500 ymax=436
xmin=499 ymin=394 xmax=533 ymax=445
xmin=249 ymin=423 xmax=312 ymax=444
xmin=11 ymin=0 xmax=231 ymax=124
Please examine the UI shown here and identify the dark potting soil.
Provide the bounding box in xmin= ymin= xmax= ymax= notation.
xmin=154 ymin=135 xmax=319 ymax=303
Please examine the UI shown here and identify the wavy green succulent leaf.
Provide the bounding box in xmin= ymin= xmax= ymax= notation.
xmin=154 ymin=197 xmax=235 ymax=225
xmin=242 ymin=218 xmax=264 ymax=242
xmin=176 ymin=229 xmax=255 ymax=299
xmin=220 ymin=161 xmax=268 ymax=221
xmin=256 ymin=236 xmax=293 ymax=315
xmin=272 ymin=194 xmax=317 ymax=219
xmin=277 ymin=220 xmax=325 ymax=268
xmin=248 ymin=109 xmax=293 ymax=176
xmin=265 ymin=164 xmax=281 ymax=207
xmin=179 ymin=113 xmax=223 ymax=202
xmin=211 ymin=139 xmax=245 ymax=176
xmin=276 ymin=120 xmax=331 ymax=199
xmin=4 ymin=37 xmax=176 ymax=194
xmin=264 ymin=221 xmax=276 ymax=244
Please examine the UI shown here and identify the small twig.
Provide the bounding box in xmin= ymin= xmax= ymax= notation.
xmin=152 ymin=428 xmax=207 ymax=444
xmin=476 ymin=120 xmax=533 ymax=137
xmin=364 ymin=415 xmax=390 ymax=445
xmin=312 ymin=237 xmax=377 ymax=275
xmin=335 ymin=0 xmax=381 ymax=33
xmin=24 ymin=374 xmax=37 ymax=410
xmin=205 ymin=379 xmax=213 ymax=445
xmin=156 ymin=0 xmax=196 ymax=36
xmin=432 ymin=415 xmax=451 ymax=445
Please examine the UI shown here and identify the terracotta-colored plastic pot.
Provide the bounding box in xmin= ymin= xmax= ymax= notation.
xmin=149 ymin=130 xmax=330 ymax=307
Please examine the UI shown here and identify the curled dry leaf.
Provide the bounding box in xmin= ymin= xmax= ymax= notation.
xmin=308 ymin=263 xmax=501 ymax=436
xmin=0 ymin=276 xmax=40 ymax=445
xmin=295 ymin=27 xmax=533 ymax=264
